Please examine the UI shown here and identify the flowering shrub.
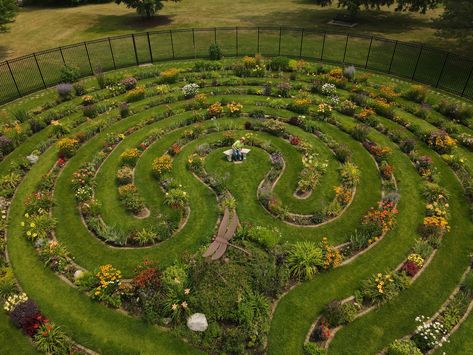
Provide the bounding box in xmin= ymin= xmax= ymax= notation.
xmin=121 ymin=77 xmax=137 ymax=90
xmin=363 ymin=141 xmax=391 ymax=162
xmin=152 ymin=155 xmax=172 ymax=178
xmin=340 ymin=162 xmax=360 ymax=187
xmin=412 ymin=315 xmax=449 ymax=352
xmin=117 ymin=183 xmax=145 ymax=214
xmin=407 ymin=253 xmax=424 ymax=267
xmin=276 ymin=81 xmax=292 ymax=97
xmin=427 ymin=130 xmax=456 ymax=154
xmin=436 ymin=100 xmax=473 ymax=123
xmin=320 ymin=237 xmax=342 ymax=269
xmin=297 ymin=153 xmax=328 ymax=194
xmin=356 ymin=107 xmax=375 ymax=121
xmin=360 ymin=272 xmax=409 ymax=305
xmin=227 ymin=101 xmax=243 ymax=116
xmin=33 ymin=322 xmax=71 ymax=354
xmin=126 ymin=86 xmax=145 ymax=103
xmin=289 ymin=135 xmax=300 ymax=145
xmin=81 ymin=95 xmax=95 ymax=106
xmin=74 ymin=185 xmax=94 ymax=202
xmin=421 ymin=216 xmax=450 ymax=238
xmin=164 ymin=187 xmax=189 ymax=209
xmin=186 ymin=153 xmax=204 ymax=175
xmin=38 ymin=240 xmax=70 ymax=272
xmin=262 ymin=119 xmax=286 ymax=137
xmin=380 ymin=161 xmax=394 ymax=180
xmin=21 ymin=210 xmax=56 ymax=241
xmin=316 ymin=103 xmax=332 ymax=120
xmin=159 ymin=68 xmax=181 ymax=84
xmin=386 ymin=339 xmax=422 ymax=355
xmin=182 ymin=83 xmax=199 ymax=99
xmin=116 ymin=166 xmax=133 ymax=185
xmin=90 ymin=264 xmax=123 ymax=308
xmin=414 ymin=155 xmax=434 ymax=178
xmin=334 ymin=185 xmax=352 ymax=206
xmin=56 ymin=137 xmax=79 ymax=158
xmin=56 ymin=83 xmax=73 ymax=101
xmin=321 ymin=83 xmax=337 ymax=96
xmin=339 ymin=99 xmax=357 ymax=116
xmin=362 ymin=199 xmax=398 ymax=238
xmin=168 ymin=143 xmax=181 ymax=156
xmin=403 ymin=85 xmax=427 ymax=103
xmin=119 ymin=102 xmax=130 ymax=118
xmin=379 ymin=85 xmax=400 ymax=101
xmin=207 ymin=102 xmax=224 ymax=118
xmin=3 ymin=292 xmax=28 ymax=312
xmin=401 ymin=260 xmax=421 ymax=277
xmin=9 ymin=299 xmax=44 ymax=336
xmin=288 ymin=97 xmax=311 ymax=114
xmin=120 ymin=148 xmax=141 ymax=167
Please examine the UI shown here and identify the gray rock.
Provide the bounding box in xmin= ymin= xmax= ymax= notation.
xmin=187 ymin=313 xmax=208 ymax=332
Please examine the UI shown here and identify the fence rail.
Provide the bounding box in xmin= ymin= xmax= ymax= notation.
xmin=1 ymin=26 xmax=473 ymax=105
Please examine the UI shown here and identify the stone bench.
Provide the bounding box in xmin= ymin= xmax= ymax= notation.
xmin=223 ymin=148 xmax=250 ymax=161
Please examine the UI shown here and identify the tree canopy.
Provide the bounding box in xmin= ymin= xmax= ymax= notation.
xmin=115 ymin=0 xmax=181 ymax=18
xmin=0 ymin=0 xmax=17 ymax=32
xmin=434 ymin=1 xmax=473 ymax=41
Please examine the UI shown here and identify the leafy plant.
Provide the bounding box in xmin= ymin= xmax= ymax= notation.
xmin=286 ymin=241 xmax=324 ymax=280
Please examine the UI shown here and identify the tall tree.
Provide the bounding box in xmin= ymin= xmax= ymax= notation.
xmin=313 ymin=0 xmax=440 ymax=18
xmin=115 ymin=0 xmax=180 ymax=18
xmin=434 ymin=1 xmax=473 ymax=41
xmin=0 ymin=0 xmax=17 ymax=32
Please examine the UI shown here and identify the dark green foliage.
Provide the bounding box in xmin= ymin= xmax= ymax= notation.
xmin=268 ymin=56 xmax=290 ymax=71
xmin=208 ymin=43 xmax=223 ymax=60
xmin=0 ymin=0 xmax=17 ymax=32
xmin=59 ymin=64 xmax=80 ymax=83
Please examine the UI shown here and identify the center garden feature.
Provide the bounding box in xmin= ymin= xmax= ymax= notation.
xmin=0 ymin=47 xmax=473 ymax=355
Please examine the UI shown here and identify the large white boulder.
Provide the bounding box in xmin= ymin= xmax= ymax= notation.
xmin=187 ymin=313 xmax=208 ymax=332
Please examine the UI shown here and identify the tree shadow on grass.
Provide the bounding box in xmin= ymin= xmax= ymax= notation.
xmin=242 ymin=8 xmax=432 ymax=36
xmin=0 ymin=45 xmax=11 ymax=62
xmin=84 ymin=14 xmax=174 ymax=35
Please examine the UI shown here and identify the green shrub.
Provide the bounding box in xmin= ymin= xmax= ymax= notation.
xmin=134 ymin=228 xmax=159 ymax=246
xmin=323 ymin=300 xmax=358 ymax=327
xmin=247 ymin=225 xmax=281 ymax=249
xmin=304 ymin=343 xmax=326 ymax=355
xmin=403 ymin=85 xmax=427 ymax=103
xmin=59 ymin=64 xmax=80 ymax=83
xmin=351 ymin=124 xmax=369 ymax=142
xmin=10 ymin=108 xmax=30 ymax=123
xmin=386 ymin=339 xmax=422 ymax=355
xmin=268 ymin=56 xmax=290 ymax=71
xmin=208 ymin=43 xmax=222 ymax=60
xmin=286 ymin=241 xmax=324 ymax=280
xmin=462 ymin=270 xmax=473 ymax=296
xmin=0 ymin=267 xmax=16 ymax=299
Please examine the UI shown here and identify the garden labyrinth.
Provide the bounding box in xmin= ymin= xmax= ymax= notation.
xmin=1 ymin=56 xmax=473 ymax=355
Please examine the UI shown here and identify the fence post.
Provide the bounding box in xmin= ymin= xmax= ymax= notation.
xmin=84 ymin=42 xmax=94 ymax=74
xmin=365 ymin=36 xmax=373 ymax=69
xmin=214 ymin=27 xmax=217 ymax=43
xmin=342 ymin=33 xmax=349 ymax=63
xmin=192 ymin=29 xmax=196 ymax=58
xmin=147 ymin=32 xmax=153 ymax=63
xmin=59 ymin=47 xmax=66 ymax=65
xmin=33 ymin=53 xmax=46 ymax=89
xmin=388 ymin=40 xmax=398 ymax=73
xmin=257 ymin=27 xmax=260 ymax=53
xmin=131 ymin=34 xmax=139 ymax=65
xmin=411 ymin=45 xmax=423 ymax=80
xmin=235 ymin=27 xmax=239 ymax=57
xmin=108 ymin=38 xmax=117 ymax=70
xmin=169 ymin=30 xmax=175 ymax=59
xmin=6 ymin=60 xmax=21 ymax=97
xmin=435 ymin=52 xmax=449 ymax=88
xmin=299 ymin=28 xmax=304 ymax=58
xmin=321 ymin=32 xmax=327 ymax=60
xmin=461 ymin=64 xmax=473 ymax=97
xmin=278 ymin=27 xmax=282 ymax=56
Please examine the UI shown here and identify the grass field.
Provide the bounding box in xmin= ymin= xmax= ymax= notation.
xmin=0 ymin=0 xmax=468 ymax=61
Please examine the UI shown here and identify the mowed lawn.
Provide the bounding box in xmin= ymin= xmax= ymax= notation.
xmin=0 ymin=0 xmax=464 ymax=61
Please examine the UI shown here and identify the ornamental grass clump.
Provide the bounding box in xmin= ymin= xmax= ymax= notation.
xmin=286 ymin=241 xmax=324 ymax=280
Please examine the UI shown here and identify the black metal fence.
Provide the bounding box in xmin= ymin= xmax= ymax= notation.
xmin=1 ymin=27 xmax=473 ymax=105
